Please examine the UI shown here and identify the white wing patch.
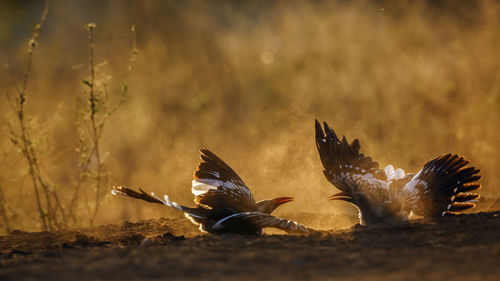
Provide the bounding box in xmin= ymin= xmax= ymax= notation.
xmin=328 ymin=170 xmax=390 ymax=194
xmin=402 ymin=170 xmax=428 ymax=194
xmin=351 ymin=172 xmax=390 ymax=191
xmin=394 ymin=168 xmax=405 ymax=180
xmin=191 ymin=178 xmax=255 ymax=211
xmin=398 ymin=169 xmax=428 ymax=212
xmin=384 ymin=165 xmax=405 ymax=181
xmin=191 ymin=179 xmax=219 ymax=196
xmin=385 ymin=165 xmax=395 ymax=181
xmin=191 ymin=178 xmax=253 ymax=198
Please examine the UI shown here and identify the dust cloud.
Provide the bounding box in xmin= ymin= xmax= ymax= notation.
xmin=0 ymin=1 xmax=499 ymax=232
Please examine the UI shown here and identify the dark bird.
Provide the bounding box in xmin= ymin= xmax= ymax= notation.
xmin=315 ymin=120 xmax=481 ymax=225
xmin=112 ymin=149 xmax=312 ymax=235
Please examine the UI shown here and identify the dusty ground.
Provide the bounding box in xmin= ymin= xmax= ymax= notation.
xmin=1 ymin=210 xmax=500 ymax=281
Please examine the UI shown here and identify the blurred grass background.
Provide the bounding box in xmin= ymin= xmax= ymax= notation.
xmin=0 ymin=0 xmax=499 ymax=231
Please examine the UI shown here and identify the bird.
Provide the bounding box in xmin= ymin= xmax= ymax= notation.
xmin=315 ymin=120 xmax=481 ymax=225
xmin=112 ymin=149 xmax=313 ymax=235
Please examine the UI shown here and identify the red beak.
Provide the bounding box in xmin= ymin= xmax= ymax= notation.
xmin=272 ymin=197 xmax=294 ymax=207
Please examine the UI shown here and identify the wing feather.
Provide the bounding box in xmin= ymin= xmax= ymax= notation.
xmin=315 ymin=120 xmax=390 ymax=205
xmin=212 ymin=212 xmax=313 ymax=235
xmin=111 ymin=186 xmax=208 ymax=219
xmin=399 ymin=154 xmax=481 ymax=217
xmin=192 ymin=149 xmax=256 ymax=211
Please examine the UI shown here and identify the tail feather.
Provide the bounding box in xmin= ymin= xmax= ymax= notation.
xmin=459 ymin=183 xmax=481 ymax=193
xmin=448 ymin=158 xmax=469 ymax=172
xmin=112 ymin=186 xmax=195 ymax=215
xmin=405 ymin=154 xmax=481 ymax=217
xmin=112 ymin=186 xmax=164 ymax=205
xmin=452 ymin=193 xmax=480 ymax=203
xmin=447 ymin=202 xmax=476 ymax=212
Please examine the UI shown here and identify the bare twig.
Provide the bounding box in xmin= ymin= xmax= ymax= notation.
xmin=84 ymin=23 xmax=104 ymax=225
xmin=10 ymin=0 xmax=51 ymax=231
xmin=69 ymin=23 xmax=137 ymax=227
xmin=6 ymin=3 xmax=137 ymax=230
xmin=7 ymin=0 xmax=69 ymax=231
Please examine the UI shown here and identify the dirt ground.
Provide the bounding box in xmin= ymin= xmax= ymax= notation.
xmin=1 ymin=210 xmax=500 ymax=281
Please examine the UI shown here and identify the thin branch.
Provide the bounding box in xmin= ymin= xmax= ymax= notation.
xmin=11 ymin=0 xmax=51 ymax=231
xmin=85 ymin=23 xmax=103 ymax=225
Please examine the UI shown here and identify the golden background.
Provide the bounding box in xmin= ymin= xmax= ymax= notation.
xmin=0 ymin=0 xmax=498 ymax=231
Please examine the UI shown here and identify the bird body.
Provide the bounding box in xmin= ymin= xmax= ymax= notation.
xmin=113 ymin=149 xmax=311 ymax=235
xmin=315 ymin=120 xmax=481 ymax=225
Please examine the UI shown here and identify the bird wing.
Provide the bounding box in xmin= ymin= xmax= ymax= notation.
xmin=192 ymin=149 xmax=256 ymax=212
xmin=112 ymin=186 xmax=208 ymax=219
xmin=315 ymin=120 xmax=391 ymax=206
xmin=398 ymin=154 xmax=481 ymax=217
xmin=212 ymin=212 xmax=314 ymax=235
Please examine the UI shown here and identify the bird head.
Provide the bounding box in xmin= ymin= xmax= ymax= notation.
xmin=254 ymin=197 xmax=294 ymax=214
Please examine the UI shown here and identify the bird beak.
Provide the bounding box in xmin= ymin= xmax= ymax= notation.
xmin=272 ymin=197 xmax=294 ymax=207
xmin=329 ymin=192 xmax=354 ymax=203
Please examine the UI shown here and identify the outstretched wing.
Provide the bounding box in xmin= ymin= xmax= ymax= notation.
xmin=111 ymin=186 xmax=208 ymax=219
xmin=212 ymin=212 xmax=314 ymax=235
xmin=192 ymin=149 xmax=256 ymax=212
xmin=315 ymin=120 xmax=390 ymax=206
xmin=398 ymin=154 xmax=481 ymax=217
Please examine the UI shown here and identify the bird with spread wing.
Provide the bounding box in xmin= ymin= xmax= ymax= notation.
xmin=315 ymin=120 xmax=481 ymax=225
xmin=112 ymin=149 xmax=313 ymax=235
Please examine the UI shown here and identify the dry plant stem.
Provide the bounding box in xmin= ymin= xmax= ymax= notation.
xmin=14 ymin=0 xmax=51 ymax=231
xmin=87 ymin=24 xmax=103 ymax=225
xmin=68 ymin=24 xmax=136 ymax=226
xmin=68 ymin=144 xmax=97 ymax=223
xmin=0 ymin=184 xmax=10 ymax=233
xmin=17 ymin=114 xmax=47 ymax=230
xmin=32 ymin=161 xmax=67 ymax=228
xmin=10 ymin=0 xmax=67 ymax=231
